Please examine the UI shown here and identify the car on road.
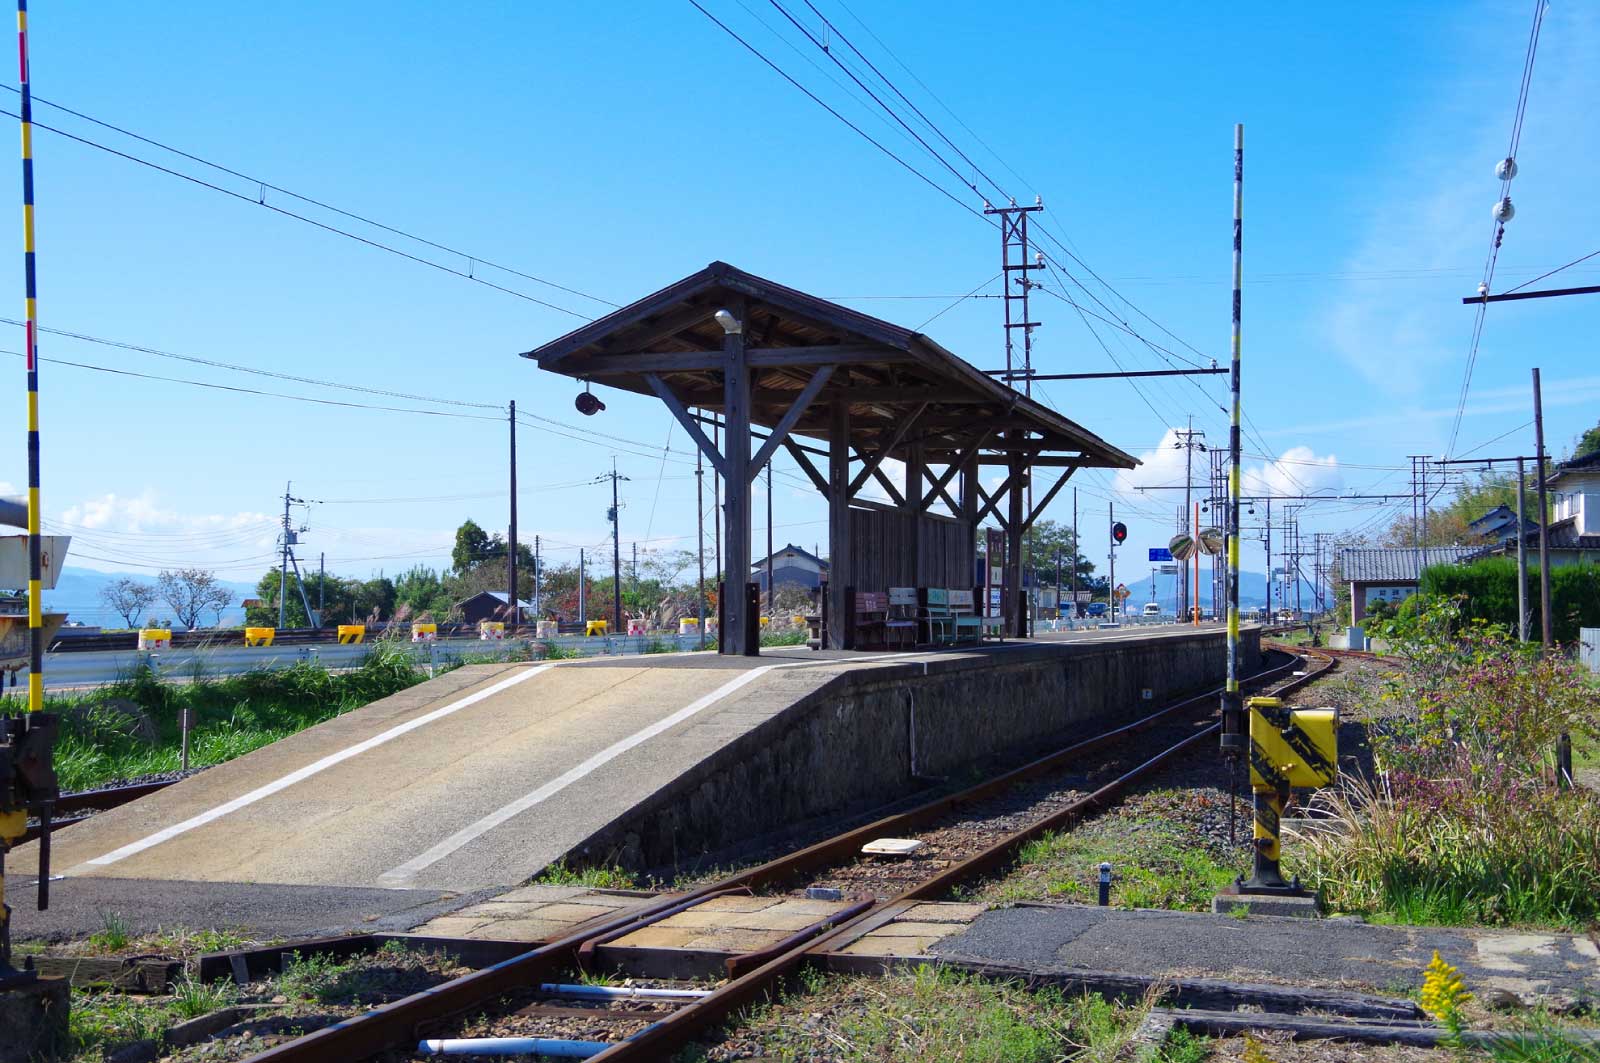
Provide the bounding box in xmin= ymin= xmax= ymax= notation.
xmin=1142 ymin=602 xmax=1162 ymax=617
xmin=1085 ymin=602 xmax=1108 ymax=617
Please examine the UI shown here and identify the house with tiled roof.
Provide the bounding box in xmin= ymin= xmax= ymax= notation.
xmin=1339 ymin=546 xmax=1475 ymax=623
xmin=1469 ymin=450 xmax=1600 ymax=567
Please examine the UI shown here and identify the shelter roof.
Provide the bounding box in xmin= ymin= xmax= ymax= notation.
xmin=521 ymin=261 xmax=1136 ymax=470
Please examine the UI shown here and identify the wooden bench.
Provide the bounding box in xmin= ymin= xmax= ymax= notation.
xmin=852 ymin=590 xmax=889 ymax=650
xmin=948 ymin=589 xmax=983 ymax=644
xmin=886 ymin=587 xmax=918 ymax=650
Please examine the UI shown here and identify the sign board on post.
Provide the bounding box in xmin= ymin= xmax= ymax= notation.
xmin=1074 ymin=590 xmax=1094 ymax=602
xmin=1148 ymin=547 xmax=1173 ymax=562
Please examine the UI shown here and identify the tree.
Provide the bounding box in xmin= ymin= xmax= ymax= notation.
xmin=394 ymin=565 xmax=451 ymax=620
xmin=1575 ymin=418 xmax=1600 ymax=459
xmin=100 ymin=577 xmax=157 ymax=629
xmin=157 ymin=568 xmax=232 ymax=630
xmin=1017 ymin=520 xmax=1095 ymax=587
xmin=451 ymin=519 xmax=494 ymax=574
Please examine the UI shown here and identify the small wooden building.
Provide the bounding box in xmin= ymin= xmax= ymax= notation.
xmin=522 ymin=262 xmax=1136 ymax=654
xmin=455 ymin=591 xmax=532 ymax=625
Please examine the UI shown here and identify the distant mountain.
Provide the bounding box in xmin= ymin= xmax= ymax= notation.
xmin=42 ymin=566 xmax=260 ymax=629
xmin=1115 ymin=568 xmax=1324 ymax=613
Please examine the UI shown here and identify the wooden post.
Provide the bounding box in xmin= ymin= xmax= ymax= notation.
xmin=1006 ymin=439 xmax=1026 ymax=636
xmin=828 ymin=399 xmax=852 ymax=649
xmin=1533 ymin=368 xmax=1552 ymax=649
xmin=722 ymin=299 xmax=753 ymax=656
xmin=907 ymin=440 xmax=924 ymax=588
xmin=961 ymin=449 xmax=979 ymax=589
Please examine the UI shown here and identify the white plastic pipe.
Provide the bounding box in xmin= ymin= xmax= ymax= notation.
xmin=418 ymin=1037 xmax=609 ymax=1057
xmin=537 ymin=983 xmax=711 ymax=1001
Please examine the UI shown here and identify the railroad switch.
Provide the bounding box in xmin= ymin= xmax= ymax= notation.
xmin=1 ymin=711 xmax=59 ymax=986
xmin=1234 ymin=696 xmax=1337 ymax=899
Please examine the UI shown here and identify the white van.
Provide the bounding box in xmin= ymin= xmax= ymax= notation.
xmin=1142 ymin=602 xmax=1162 ymax=617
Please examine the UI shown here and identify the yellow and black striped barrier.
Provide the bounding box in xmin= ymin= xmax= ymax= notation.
xmin=1243 ymin=696 xmax=1337 ymax=892
xmin=243 ymin=627 xmax=275 ymax=647
xmin=337 ymin=625 xmax=365 ymax=644
xmin=411 ymin=623 xmax=437 ymax=642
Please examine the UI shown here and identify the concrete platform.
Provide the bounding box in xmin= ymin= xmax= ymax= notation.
xmin=10 ymin=624 xmax=1259 ymax=950
xmin=927 ymin=903 xmax=1600 ymax=1008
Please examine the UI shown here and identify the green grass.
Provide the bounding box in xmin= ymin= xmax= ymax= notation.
xmin=532 ymin=860 xmax=639 ymax=890
xmin=981 ymin=792 xmax=1238 ymax=911
xmin=86 ymin=910 xmax=132 ymax=954
xmin=3 ymin=641 xmax=426 ymax=791
xmin=1154 ymin=1026 xmax=1211 ymax=1063
xmin=1483 ymin=1013 xmax=1600 ymax=1063
xmin=758 ymin=628 xmax=808 ymax=647
xmin=675 ymin=966 xmax=1146 ymax=1062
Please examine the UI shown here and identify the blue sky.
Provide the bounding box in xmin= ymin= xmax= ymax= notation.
xmin=2 ymin=1 xmax=1596 ymax=602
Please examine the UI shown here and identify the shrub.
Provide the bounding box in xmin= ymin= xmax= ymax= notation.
xmin=1422 ymin=559 xmax=1600 ymax=644
xmin=1300 ymin=596 xmax=1600 ymax=927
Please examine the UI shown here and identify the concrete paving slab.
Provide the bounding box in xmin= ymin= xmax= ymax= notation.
xmin=408 ymin=888 xmax=654 ymax=942
xmin=930 ymin=904 xmax=1600 ymax=1007
xmin=838 ymin=934 xmax=948 ymax=956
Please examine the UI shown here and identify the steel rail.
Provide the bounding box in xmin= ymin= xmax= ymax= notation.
xmin=587 ymin=649 xmax=1335 ymax=1062
xmin=241 ymin=647 xmax=1322 ymax=1063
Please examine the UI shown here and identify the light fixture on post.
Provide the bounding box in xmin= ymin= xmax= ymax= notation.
xmin=714 ymin=308 xmax=742 ymax=335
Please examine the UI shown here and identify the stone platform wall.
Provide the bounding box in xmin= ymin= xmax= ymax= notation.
xmin=571 ymin=628 xmax=1265 ymax=873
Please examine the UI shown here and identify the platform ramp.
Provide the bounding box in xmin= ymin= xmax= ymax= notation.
xmin=14 ymin=651 xmax=892 ymax=892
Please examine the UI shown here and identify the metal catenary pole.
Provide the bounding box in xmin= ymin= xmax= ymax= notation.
xmin=610 ymin=459 xmax=623 ymax=634
xmin=17 ymin=0 xmax=43 ymax=708
xmin=1222 ymin=122 xmax=1245 ymax=760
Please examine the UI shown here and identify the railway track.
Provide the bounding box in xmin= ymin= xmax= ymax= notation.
xmin=20 ymin=778 xmax=176 ymax=845
xmin=238 ymin=646 xmax=1334 ymax=1063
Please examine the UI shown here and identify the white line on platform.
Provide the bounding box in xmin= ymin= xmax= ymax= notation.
xmin=377 ymin=651 xmax=922 ymax=885
xmin=78 ymin=664 xmax=556 ymax=870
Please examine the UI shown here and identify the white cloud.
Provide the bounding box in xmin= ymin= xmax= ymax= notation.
xmin=1243 ymin=446 xmax=1344 ymax=499
xmin=1114 ymin=430 xmax=1342 ymax=505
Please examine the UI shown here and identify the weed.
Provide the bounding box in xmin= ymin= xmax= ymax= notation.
xmin=276 ymin=951 xmax=353 ymax=1003
xmin=539 ymin=642 xmax=581 ymax=660
xmin=170 ymin=972 xmax=238 ymax=1020
xmin=4 ymin=648 xmax=427 ymax=791
xmin=533 ymin=861 xmax=637 ymax=890
xmin=1156 ymin=1026 xmax=1210 ymax=1063
xmin=758 ymin=629 xmax=807 ymax=647
xmin=1484 ymin=1014 xmax=1600 ymax=1062
xmin=69 ymin=992 xmax=169 ymax=1054
xmin=88 ymin=911 xmax=132 ymax=954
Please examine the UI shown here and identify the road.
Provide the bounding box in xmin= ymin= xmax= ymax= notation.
xmin=11 ymin=633 xmax=710 ymax=690
xmin=10 ymin=620 xmax=1229 ymax=691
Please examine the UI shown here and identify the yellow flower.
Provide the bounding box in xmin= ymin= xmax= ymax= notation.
xmin=1419 ymin=950 xmax=1471 ymax=1022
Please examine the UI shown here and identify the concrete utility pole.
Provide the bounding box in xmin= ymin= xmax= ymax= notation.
xmin=696 ymin=431 xmax=707 ymax=649
xmin=766 ymin=461 xmax=774 ymax=615
xmin=578 ymin=548 xmax=586 ymax=624
xmin=1173 ymin=418 xmax=1206 ymax=618
xmin=533 ymin=535 xmax=542 ymax=617
xmin=1533 ymin=368 xmax=1552 ymax=648
xmin=279 ymin=482 xmax=294 ymax=629
xmin=508 ymin=400 xmax=518 ymax=628
xmin=1070 ymin=488 xmax=1078 ymax=617
xmin=603 ymin=459 xmax=630 ymax=634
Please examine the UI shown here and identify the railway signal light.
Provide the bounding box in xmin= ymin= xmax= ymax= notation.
xmin=1111 ymin=521 xmax=1127 ymax=545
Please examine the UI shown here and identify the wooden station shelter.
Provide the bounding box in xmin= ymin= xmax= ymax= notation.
xmin=522 ymin=262 xmax=1136 ymax=655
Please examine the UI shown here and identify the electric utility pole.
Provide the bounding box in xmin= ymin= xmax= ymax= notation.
xmin=603 ymin=460 xmax=630 ymax=633
xmin=1533 ymin=368 xmax=1551 ymax=649
xmin=508 ymin=400 xmax=519 ymax=628
xmin=1173 ymin=419 xmax=1207 ymax=619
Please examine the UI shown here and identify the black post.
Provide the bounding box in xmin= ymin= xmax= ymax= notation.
xmin=1533 ymin=369 xmax=1552 ymax=649
xmin=508 ymin=400 xmax=518 ymax=629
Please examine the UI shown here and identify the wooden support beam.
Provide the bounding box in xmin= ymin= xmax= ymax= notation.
xmin=970 ymin=454 xmax=1084 ymax=467
xmin=828 ymin=400 xmax=851 ymax=650
xmin=747 ymin=345 xmax=908 ymax=367
xmin=677 ymin=385 xmax=982 ymax=408
xmin=1006 ymin=439 xmax=1026 ymax=637
xmin=922 ymin=432 xmax=991 ymax=511
xmin=848 ymin=403 xmax=929 ymax=496
xmin=583 ymin=351 xmax=727 ymax=375
xmin=1024 ymin=466 xmax=1078 ymax=530
xmin=721 ymin=298 xmax=754 ymax=656
xmin=748 ymin=366 xmax=834 ymax=481
xmin=870 ymin=464 xmax=906 ymax=507
xmin=643 ymin=373 xmax=727 ymax=479
xmin=974 ymin=473 xmax=1018 ymax=527
xmin=922 ymin=468 xmax=960 ymax=515
xmin=782 ymin=437 xmax=830 ymax=497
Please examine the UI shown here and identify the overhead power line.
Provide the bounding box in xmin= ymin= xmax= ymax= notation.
xmin=0 ymin=86 xmax=619 ymax=311
xmin=0 ymin=107 xmax=596 ymax=320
